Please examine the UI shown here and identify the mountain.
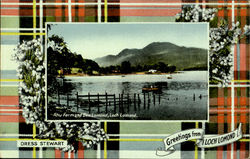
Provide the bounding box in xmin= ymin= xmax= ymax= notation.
xmin=94 ymin=42 xmax=208 ymax=70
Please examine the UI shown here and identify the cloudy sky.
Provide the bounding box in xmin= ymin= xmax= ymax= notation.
xmin=48 ymin=23 xmax=209 ymax=59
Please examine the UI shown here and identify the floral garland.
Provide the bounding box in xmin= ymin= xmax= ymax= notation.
xmin=13 ymin=39 xmax=108 ymax=151
xmin=176 ymin=5 xmax=250 ymax=87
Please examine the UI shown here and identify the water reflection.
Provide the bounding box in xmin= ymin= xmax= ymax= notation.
xmin=51 ymin=71 xmax=208 ymax=120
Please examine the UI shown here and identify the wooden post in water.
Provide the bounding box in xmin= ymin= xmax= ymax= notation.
xmin=97 ymin=93 xmax=100 ymax=113
xmin=121 ymin=93 xmax=124 ymax=113
xmin=148 ymin=99 xmax=150 ymax=110
xmin=148 ymin=93 xmax=150 ymax=103
xmin=105 ymin=92 xmax=108 ymax=113
xmin=67 ymin=94 xmax=69 ymax=107
xmin=88 ymin=92 xmax=91 ymax=114
xmin=193 ymin=94 xmax=195 ymax=101
xmin=127 ymin=93 xmax=130 ymax=113
xmin=138 ymin=94 xmax=140 ymax=110
xmin=134 ymin=93 xmax=136 ymax=111
xmin=153 ymin=94 xmax=155 ymax=106
xmin=148 ymin=93 xmax=150 ymax=110
xmin=114 ymin=94 xmax=116 ymax=113
xmin=119 ymin=94 xmax=121 ymax=113
xmin=76 ymin=92 xmax=78 ymax=111
xmin=143 ymin=93 xmax=146 ymax=109
xmin=158 ymin=94 xmax=161 ymax=104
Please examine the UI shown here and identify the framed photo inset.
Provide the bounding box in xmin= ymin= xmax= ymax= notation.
xmin=45 ymin=23 xmax=209 ymax=122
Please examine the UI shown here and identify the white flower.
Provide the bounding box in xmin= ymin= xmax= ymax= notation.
xmin=243 ymin=25 xmax=250 ymax=35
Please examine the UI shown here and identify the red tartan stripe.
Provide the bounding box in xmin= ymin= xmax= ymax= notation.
xmin=210 ymin=108 xmax=249 ymax=114
xmin=217 ymin=97 xmax=225 ymax=106
xmin=227 ymin=97 xmax=231 ymax=106
xmin=64 ymin=152 xmax=68 ymax=158
xmin=120 ymin=9 xmax=181 ymax=16
xmin=217 ymin=89 xmax=225 ymax=124
xmin=227 ymin=144 xmax=232 ymax=159
xmin=1 ymin=9 xmax=44 ymax=16
xmin=0 ymin=8 xmax=19 ymax=16
xmin=70 ymin=152 xmax=74 ymax=158
xmin=71 ymin=0 xmax=86 ymax=2
xmin=0 ymin=96 xmax=19 ymax=105
xmin=221 ymin=141 xmax=250 ymax=157
xmin=239 ymin=44 xmax=247 ymax=79
xmin=55 ymin=149 xmax=61 ymax=158
xmin=78 ymin=141 xmax=84 ymax=158
xmin=239 ymin=97 xmax=247 ymax=106
xmin=1 ymin=0 xmax=19 ymax=2
xmin=64 ymin=151 xmax=74 ymax=158
xmin=218 ymin=0 xmax=233 ymax=3
xmin=210 ymin=97 xmax=249 ymax=107
xmin=234 ymin=143 xmax=237 ymax=159
xmin=217 ymin=148 xmax=223 ymax=159
xmin=1 ymin=5 xmax=20 ymax=7
xmin=240 ymin=142 xmax=246 ymax=159
xmin=119 ymin=0 xmax=182 ymax=2
xmin=239 ymin=88 xmax=247 ymax=96
xmin=0 ymin=115 xmax=25 ymax=122
xmin=210 ymin=98 xmax=217 ymax=106
xmin=121 ymin=5 xmax=182 ymax=7
xmin=236 ymin=8 xmax=248 ymax=16
xmin=0 ymin=111 xmax=22 ymax=113
xmin=234 ymin=47 xmax=238 ymax=75
xmin=71 ymin=6 xmax=85 ymax=17
xmin=0 ymin=106 xmax=20 ymax=109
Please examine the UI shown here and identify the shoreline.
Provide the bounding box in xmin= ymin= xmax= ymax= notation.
xmin=63 ymin=72 xmax=174 ymax=77
xmin=60 ymin=70 xmax=207 ymax=78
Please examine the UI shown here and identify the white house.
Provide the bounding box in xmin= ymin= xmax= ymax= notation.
xmin=148 ymin=69 xmax=157 ymax=73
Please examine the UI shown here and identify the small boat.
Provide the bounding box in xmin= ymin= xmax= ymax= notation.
xmin=166 ymin=74 xmax=172 ymax=79
xmin=142 ymin=85 xmax=162 ymax=93
xmin=121 ymin=75 xmax=125 ymax=77
xmin=142 ymin=87 xmax=159 ymax=91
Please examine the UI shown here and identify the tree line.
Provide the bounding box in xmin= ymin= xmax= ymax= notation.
xmin=100 ymin=61 xmax=176 ymax=74
xmin=47 ymin=35 xmax=176 ymax=76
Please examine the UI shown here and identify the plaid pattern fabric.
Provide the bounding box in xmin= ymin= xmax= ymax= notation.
xmin=1 ymin=0 xmax=250 ymax=158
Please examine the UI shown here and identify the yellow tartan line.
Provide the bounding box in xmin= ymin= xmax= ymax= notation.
xmin=1 ymin=32 xmax=45 ymax=36
xmin=0 ymin=79 xmax=23 ymax=82
xmin=104 ymin=0 xmax=108 ymax=22
xmin=33 ymin=0 xmax=36 ymax=39
xmin=33 ymin=0 xmax=36 ymax=157
xmin=232 ymin=80 xmax=250 ymax=82
xmin=195 ymin=122 xmax=199 ymax=159
xmin=33 ymin=124 xmax=36 ymax=158
xmin=108 ymin=138 xmax=163 ymax=142
xmin=104 ymin=122 xmax=107 ymax=159
xmin=239 ymin=139 xmax=250 ymax=142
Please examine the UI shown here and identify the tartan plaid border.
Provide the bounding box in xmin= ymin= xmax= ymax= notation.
xmin=1 ymin=0 xmax=250 ymax=158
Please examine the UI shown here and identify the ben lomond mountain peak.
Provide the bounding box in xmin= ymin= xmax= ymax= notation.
xmin=94 ymin=42 xmax=207 ymax=70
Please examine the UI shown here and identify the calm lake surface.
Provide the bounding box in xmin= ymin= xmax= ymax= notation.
xmin=60 ymin=71 xmax=208 ymax=120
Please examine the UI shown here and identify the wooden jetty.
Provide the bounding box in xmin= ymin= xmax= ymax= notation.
xmin=55 ymin=91 xmax=164 ymax=115
xmin=55 ymin=90 xmax=205 ymax=116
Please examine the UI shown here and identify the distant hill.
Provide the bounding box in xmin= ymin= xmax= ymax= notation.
xmin=94 ymin=42 xmax=208 ymax=70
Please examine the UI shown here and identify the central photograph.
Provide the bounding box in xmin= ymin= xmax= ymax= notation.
xmin=46 ymin=23 xmax=209 ymax=121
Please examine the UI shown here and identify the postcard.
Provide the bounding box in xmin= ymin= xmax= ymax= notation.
xmin=0 ymin=1 xmax=249 ymax=159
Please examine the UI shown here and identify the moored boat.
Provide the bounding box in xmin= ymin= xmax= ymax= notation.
xmin=142 ymin=85 xmax=162 ymax=93
xmin=166 ymin=74 xmax=172 ymax=79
